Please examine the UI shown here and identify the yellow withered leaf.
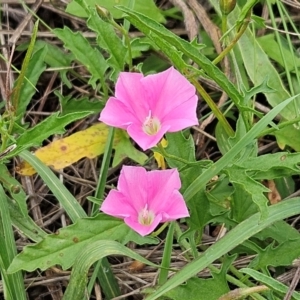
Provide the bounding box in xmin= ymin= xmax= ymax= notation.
xmin=16 ymin=123 xmax=140 ymax=176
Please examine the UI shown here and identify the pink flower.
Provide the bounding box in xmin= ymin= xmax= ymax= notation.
xmin=99 ymin=67 xmax=198 ymax=150
xmin=100 ymin=166 xmax=189 ymax=236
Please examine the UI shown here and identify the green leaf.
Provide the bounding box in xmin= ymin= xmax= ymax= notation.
xmin=113 ymin=129 xmax=148 ymax=167
xmin=258 ymin=34 xmax=300 ymax=72
xmin=236 ymin=152 xmax=300 ymax=180
xmin=216 ymin=115 xmax=257 ymax=156
xmin=184 ymin=95 xmax=297 ymax=202
xmin=8 ymin=200 xmax=46 ymax=243
xmin=241 ymin=268 xmax=300 ymax=300
xmin=164 ymin=256 xmax=234 ymax=300
xmin=54 ymin=26 xmax=108 ymax=89
xmin=3 ymin=111 xmax=91 ymax=161
xmin=210 ymin=0 xmax=294 ymax=120
xmin=86 ymin=8 xmax=127 ymax=78
xmin=250 ymin=239 xmax=300 ymax=269
xmin=230 ymin=184 xmax=258 ymax=222
xmin=274 ymin=124 xmax=300 ymax=151
xmin=145 ymin=197 xmax=300 ymax=299
xmin=165 ymin=132 xmax=196 ymax=169
xmin=63 ymin=240 xmax=159 ymax=300
xmin=225 ymin=165 xmax=269 ymax=219
xmin=14 ymin=46 xmax=46 ymax=119
xmin=18 ymin=150 xmax=87 ymax=223
xmin=0 ymin=164 xmax=28 ymax=216
xmin=8 ymin=214 xmax=157 ymax=273
xmin=0 ymin=184 xmax=26 ymax=300
xmin=187 ymin=189 xmax=212 ymax=231
xmin=33 ymin=41 xmax=75 ymax=88
xmin=56 ymin=91 xmax=104 ymax=116
xmin=117 ymin=5 xmax=243 ymax=108
xmin=66 ymin=0 xmax=165 ymax=23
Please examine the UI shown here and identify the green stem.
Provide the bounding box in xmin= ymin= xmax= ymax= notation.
xmin=158 ymin=222 xmax=175 ymax=285
xmin=189 ymin=78 xmax=235 ymax=137
xmin=110 ymin=19 xmax=133 ymax=71
xmin=212 ymin=11 xmax=251 ymax=66
xmin=258 ymin=116 xmax=300 ymax=137
xmin=152 ymin=221 xmax=169 ymax=237
xmin=221 ymin=14 xmax=228 ymax=35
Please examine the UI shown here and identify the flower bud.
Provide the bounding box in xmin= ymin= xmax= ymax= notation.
xmin=220 ymin=0 xmax=236 ymax=15
xmin=95 ymin=5 xmax=113 ymax=22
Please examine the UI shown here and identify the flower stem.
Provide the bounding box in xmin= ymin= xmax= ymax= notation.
xmin=158 ymin=221 xmax=175 ymax=285
xmin=151 ymin=221 xmax=169 ymax=237
xmin=212 ymin=11 xmax=251 ymax=66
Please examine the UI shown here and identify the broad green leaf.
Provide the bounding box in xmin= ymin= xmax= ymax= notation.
xmin=184 ymin=96 xmax=296 ymax=202
xmin=216 ymin=115 xmax=257 ymax=156
xmin=16 ymin=124 xmax=147 ymax=175
xmin=56 ymin=91 xmax=104 ymax=116
xmin=8 ymin=214 xmax=157 ymax=273
xmin=2 ymin=111 xmax=91 ymax=161
xmin=256 ymin=220 xmax=300 ymax=244
xmin=54 ymin=26 xmax=108 ymax=89
xmin=241 ymin=268 xmax=300 ymax=300
xmin=274 ymin=124 xmax=300 ymax=151
xmin=66 ymin=0 xmax=165 ymax=23
xmin=250 ymin=239 xmax=300 ymax=269
xmin=258 ymin=34 xmax=300 ymax=72
xmin=164 ymin=132 xmax=196 ymax=169
xmin=113 ymin=129 xmax=148 ymax=167
xmin=145 ymin=197 xmax=300 ymax=299
xmin=165 ymin=277 xmax=228 ymax=300
xmin=186 ymin=189 xmax=212 ymax=232
xmin=164 ymin=255 xmax=234 ymax=300
xmin=86 ymin=7 xmax=127 ymax=78
xmin=0 ymin=184 xmax=26 ymax=300
xmin=225 ymin=165 xmax=269 ymax=219
xmin=0 ymin=164 xmax=27 ymax=216
xmin=63 ymin=240 xmax=159 ymax=300
xmin=236 ymin=152 xmax=300 ymax=180
xmin=230 ymin=184 xmax=258 ymax=222
xmin=14 ymin=47 xmax=46 ymax=119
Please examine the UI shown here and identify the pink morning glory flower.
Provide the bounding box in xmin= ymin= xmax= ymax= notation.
xmin=100 ymin=166 xmax=189 ymax=236
xmin=99 ymin=67 xmax=198 ymax=151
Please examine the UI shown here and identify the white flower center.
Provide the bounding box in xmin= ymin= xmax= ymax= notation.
xmin=138 ymin=205 xmax=155 ymax=226
xmin=143 ymin=111 xmax=161 ymax=135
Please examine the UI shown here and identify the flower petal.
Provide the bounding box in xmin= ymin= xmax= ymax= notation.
xmin=147 ymin=169 xmax=182 ymax=212
xmin=161 ymin=94 xmax=198 ymax=131
xmin=160 ymin=190 xmax=190 ymax=222
xmin=99 ymin=97 xmax=138 ymax=129
xmin=127 ymin=123 xmax=170 ymax=151
xmin=124 ymin=214 xmax=162 ymax=236
xmin=100 ymin=190 xmax=136 ymax=218
xmin=141 ymin=67 xmax=197 ymax=119
xmin=115 ymin=72 xmax=149 ymax=121
xmin=117 ymin=166 xmax=148 ymax=211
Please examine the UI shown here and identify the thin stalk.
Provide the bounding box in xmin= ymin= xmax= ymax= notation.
xmin=190 ymin=78 xmax=235 ymax=137
xmin=158 ymin=222 xmax=175 ymax=285
xmin=258 ymin=116 xmax=300 ymax=137
xmin=212 ymin=11 xmax=251 ymax=66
